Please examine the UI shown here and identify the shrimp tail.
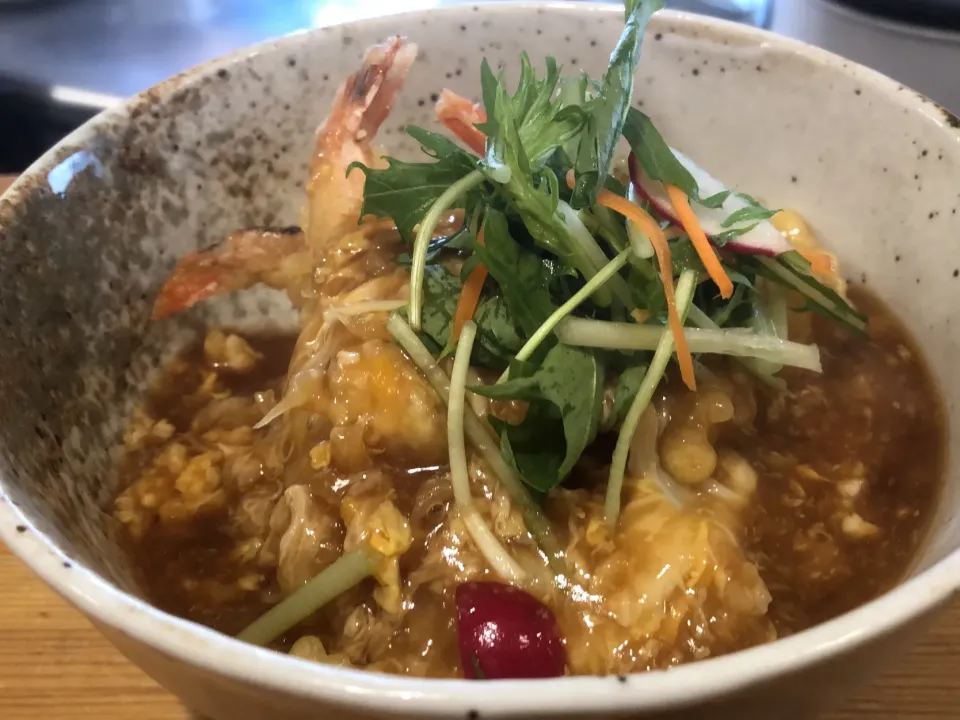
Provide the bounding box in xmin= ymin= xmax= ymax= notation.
xmin=311 ymin=37 xmax=418 ymax=178
xmin=334 ymin=39 xmax=415 ymax=150
xmin=152 ymin=226 xmax=306 ymax=319
xmin=306 ymin=37 xmax=418 ymax=251
xmin=435 ymin=89 xmax=487 ymax=155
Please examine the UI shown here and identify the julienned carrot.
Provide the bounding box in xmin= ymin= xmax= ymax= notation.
xmin=435 ymin=90 xmax=487 ymax=155
xmin=565 ymin=171 xmax=696 ymax=391
xmin=450 ymin=230 xmax=487 ymax=344
xmin=451 ymin=264 xmax=488 ymax=342
xmin=430 ymin=109 xmax=696 ymax=388
xmin=799 ymin=249 xmax=833 ymax=275
xmin=432 ymin=100 xmax=487 ymax=344
xmin=664 ymin=185 xmax=733 ymax=300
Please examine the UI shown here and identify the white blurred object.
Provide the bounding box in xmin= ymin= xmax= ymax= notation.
xmin=311 ymin=0 xmax=444 ymax=28
xmin=672 ymin=0 xmax=771 ymax=25
xmin=772 ymin=0 xmax=960 ymax=112
xmin=50 ymin=86 xmax=123 ymax=110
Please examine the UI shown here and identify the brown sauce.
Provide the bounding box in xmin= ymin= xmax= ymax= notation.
xmin=112 ymin=286 xmax=945 ymax=676
xmin=736 ymin=289 xmax=945 ymax=633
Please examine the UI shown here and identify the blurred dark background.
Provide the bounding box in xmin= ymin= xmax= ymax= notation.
xmin=0 ymin=0 xmax=770 ymax=174
xmin=5 ymin=0 xmax=960 ymax=177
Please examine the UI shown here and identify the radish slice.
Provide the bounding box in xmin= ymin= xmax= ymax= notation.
xmin=455 ymin=581 xmax=566 ymax=679
xmin=628 ymin=152 xmax=792 ymax=257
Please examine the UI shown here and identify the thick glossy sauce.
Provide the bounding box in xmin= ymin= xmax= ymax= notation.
xmin=113 ymin=286 xmax=945 ymax=675
xmin=736 ymin=289 xmax=945 ymax=632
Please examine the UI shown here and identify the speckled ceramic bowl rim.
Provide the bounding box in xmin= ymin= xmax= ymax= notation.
xmin=2 ymin=3 xmax=960 ymax=716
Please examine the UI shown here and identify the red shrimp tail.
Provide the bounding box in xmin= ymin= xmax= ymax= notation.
xmin=151 ymin=227 xmax=305 ymax=320
xmin=151 ymin=254 xmax=238 ymax=320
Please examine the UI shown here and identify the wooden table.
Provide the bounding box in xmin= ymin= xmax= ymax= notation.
xmin=1 ymin=174 xmax=958 ymax=718
xmin=1 ymin=540 xmax=957 ymax=720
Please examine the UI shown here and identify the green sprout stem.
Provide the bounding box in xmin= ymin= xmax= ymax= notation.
xmin=408 ymin=170 xmax=485 ymax=331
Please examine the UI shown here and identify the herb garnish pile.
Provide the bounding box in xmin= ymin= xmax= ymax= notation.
xmin=350 ymin=0 xmax=865 ymax=539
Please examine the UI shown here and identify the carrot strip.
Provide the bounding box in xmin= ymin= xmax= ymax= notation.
xmin=435 ymin=89 xmax=487 ymax=155
xmin=566 ymin=171 xmax=696 ymax=391
xmin=799 ymin=249 xmax=833 ymax=275
xmin=432 ymin=95 xmax=697 ymax=388
xmin=431 ymin=94 xmax=488 ymax=342
xmin=664 ymin=185 xmax=733 ymax=300
xmin=450 ymin=230 xmax=487 ymax=344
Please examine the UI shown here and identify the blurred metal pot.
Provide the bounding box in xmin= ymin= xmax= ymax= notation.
xmin=772 ymin=0 xmax=960 ymax=111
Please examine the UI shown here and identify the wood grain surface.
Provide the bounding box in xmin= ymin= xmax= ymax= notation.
xmin=0 ymin=174 xmax=957 ymax=718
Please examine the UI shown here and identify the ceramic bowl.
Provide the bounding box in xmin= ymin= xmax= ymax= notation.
xmin=1 ymin=3 xmax=958 ymax=719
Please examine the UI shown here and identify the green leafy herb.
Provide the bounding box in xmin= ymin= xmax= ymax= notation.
xmin=474 ymin=207 xmax=555 ymax=336
xmin=488 ymin=129 xmax=606 ymax=291
xmin=710 ymin=282 xmax=750 ymax=327
xmin=348 ymin=0 xmax=869 ymax=533
xmin=480 ymin=66 xmax=578 ymax=259
xmin=599 ymin=363 xmax=649 ymax=432
xmin=721 ymin=194 xmax=779 ymax=229
xmin=417 ymin=265 xmax=465 ymax=352
xmin=697 ymin=189 xmax=732 ymax=209
xmin=556 ymin=74 xmax=593 ymax=165
xmin=459 ymin=251 xmax=485 ymax=285
xmin=721 ymin=207 xmax=776 ymax=228
xmin=416 ymin=266 xmax=524 ymax=368
xmin=622 ymin=107 xmax=698 ymax=196
xmin=411 ymin=125 xmax=480 ymax=162
xmin=670 ymin=236 xmax=704 ymax=276
xmin=581 ymin=205 xmax=631 ymax=256
xmin=689 ymin=260 xmax=756 ymax=326
xmin=469 ymin=369 xmax=542 ymax=401
xmin=725 ymin=265 xmax=756 ymax=290
xmin=481 ymin=55 xmax=587 ymax=176
xmin=473 ymin=297 xmax=528 ymax=364
xmin=348 ymin=127 xmax=484 ymax=242
xmin=623 ymin=112 xmax=749 ymax=214
xmin=712 ymin=224 xmax=759 ymax=246
xmin=496 ymin=404 xmax=565 ymax=493
xmin=475 ymin=344 xmax=604 ymax=492
xmin=571 ymin=0 xmax=663 ymax=208
xmin=748 ymin=251 xmax=868 ymax=335
xmin=476 ymin=54 xmax=638 ymax=308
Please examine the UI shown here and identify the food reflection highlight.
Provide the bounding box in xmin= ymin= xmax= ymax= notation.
xmin=113 ymin=0 xmax=944 ymax=680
